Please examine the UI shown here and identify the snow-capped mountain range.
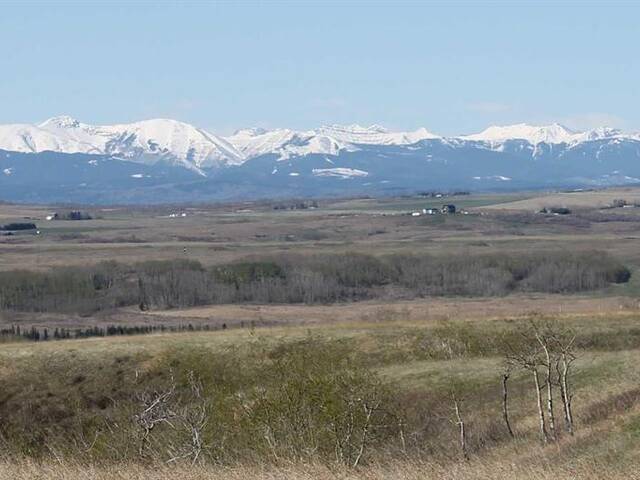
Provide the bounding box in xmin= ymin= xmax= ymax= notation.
xmin=2 ymin=116 xmax=640 ymax=203
xmin=0 ymin=116 xmax=243 ymax=174
xmin=4 ymin=116 xmax=636 ymax=172
xmin=0 ymin=116 xmax=446 ymax=170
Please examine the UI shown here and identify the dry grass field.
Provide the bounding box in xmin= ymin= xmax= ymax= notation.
xmin=2 ymin=189 xmax=640 ymax=478
xmin=2 ymin=458 xmax=639 ymax=480
xmin=483 ymin=187 xmax=640 ymax=211
xmin=4 ymin=189 xmax=640 ymax=272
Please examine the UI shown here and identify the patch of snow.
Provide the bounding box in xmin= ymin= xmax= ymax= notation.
xmin=312 ymin=168 xmax=369 ymax=179
xmin=472 ymin=175 xmax=512 ymax=181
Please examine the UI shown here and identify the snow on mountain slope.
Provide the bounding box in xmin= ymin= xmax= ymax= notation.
xmin=98 ymin=119 xmax=244 ymax=169
xmin=225 ymin=124 xmax=438 ymax=160
xmin=226 ymin=128 xmax=300 ymax=158
xmin=0 ymin=116 xmax=243 ymax=174
xmin=0 ymin=121 xmax=100 ymax=155
xmin=461 ymin=123 xmax=634 ymax=149
xmin=315 ymin=124 xmax=439 ymax=145
xmin=225 ymin=128 xmax=356 ymax=160
xmin=2 ymin=117 xmax=638 ymax=177
xmin=312 ymin=167 xmax=369 ymax=179
xmin=461 ymin=123 xmax=579 ymax=144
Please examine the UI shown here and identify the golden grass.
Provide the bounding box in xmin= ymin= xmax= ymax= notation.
xmin=480 ymin=186 xmax=640 ymax=211
xmin=1 ymin=457 xmax=638 ymax=480
xmin=142 ymin=294 xmax=640 ymax=326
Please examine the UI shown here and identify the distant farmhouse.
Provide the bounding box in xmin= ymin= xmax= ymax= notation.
xmin=409 ymin=204 xmax=458 ymax=217
xmin=46 ymin=211 xmax=92 ymax=221
xmin=441 ymin=204 xmax=456 ymax=214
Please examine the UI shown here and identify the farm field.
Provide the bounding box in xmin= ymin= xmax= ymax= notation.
xmin=1 ymin=188 xmax=640 ymax=478
xmin=4 ymin=188 xmax=640 ymax=272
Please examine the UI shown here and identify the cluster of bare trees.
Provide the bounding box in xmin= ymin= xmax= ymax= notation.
xmin=502 ymin=319 xmax=577 ymax=443
xmin=128 ymin=341 xmax=393 ymax=467
xmin=0 ymin=252 xmax=630 ymax=314
xmin=445 ymin=320 xmax=579 ymax=460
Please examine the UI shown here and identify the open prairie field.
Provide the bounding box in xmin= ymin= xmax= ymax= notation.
xmin=2 ymin=189 xmax=640 ymax=478
xmin=4 ymin=189 xmax=640 ymax=273
xmin=482 ymin=186 xmax=640 ymax=211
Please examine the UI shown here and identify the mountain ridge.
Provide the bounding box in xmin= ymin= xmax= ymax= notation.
xmin=2 ymin=117 xmax=638 ymax=168
xmin=2 ymin=116 xmax=640 ymax=204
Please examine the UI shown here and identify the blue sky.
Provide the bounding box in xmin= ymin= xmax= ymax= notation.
xmin=0 ymin=1 xmax=638 ymax=135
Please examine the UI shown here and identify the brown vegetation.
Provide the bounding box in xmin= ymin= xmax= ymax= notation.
xmin=0 ymin=252 xmax=630 ymax=316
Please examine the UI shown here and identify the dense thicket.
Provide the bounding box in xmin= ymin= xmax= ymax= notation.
xmin=0 ymin=222 xmax=37 ymax=231
xmin=0 ymin=339 xmax=394 ymax=465
xmin=0 ymin=252 xmax=630 ymax=313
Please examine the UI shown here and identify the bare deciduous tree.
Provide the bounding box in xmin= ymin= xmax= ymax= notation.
xmin=552 ymin=332 xmax=577 ymax=435
xmin=134 ymin=376 xmax=178 ymax=457
xmin=166 ymin=371 xmax=209 ymax=465
xmin=134 ymin=371 xmax=209 ymax=464
xmin=501 ymin=369 xmax=515 ymax=438
xmin=505 ymin=323 xmax=549 ymax=444
xmin=452 ymin=394 xmax=469 ymax=461
xmin=352 ymin=398 xmax=382 ymax=467
xmin=532 ymin=322 xmax=557 ymax=441
xmin=504 ymin=318 xmax=579 ymax=444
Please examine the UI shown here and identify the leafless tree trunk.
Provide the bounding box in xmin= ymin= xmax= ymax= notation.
xmin=453 ymin=397 xmax=468 ymax=461
xmin=398 ymin=417 xmax=407 ymax=453
xmin=532 ymin=368 xmax=548 ymax=444
xmin=557 ymin=351 xmax=575 ymax=435
xmin=534 ymin=325 xmax=557 ymax=441
xmin=543 ymin=347 xmax=557 ymax=441
xmin=352 ymin=399 xmax=380 ymax=467
xmin=502 ymin=372 xmax=515 ymax=438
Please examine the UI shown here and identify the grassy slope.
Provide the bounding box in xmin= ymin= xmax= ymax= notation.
xmin=1 ymin=313 xmax=639 ymax=477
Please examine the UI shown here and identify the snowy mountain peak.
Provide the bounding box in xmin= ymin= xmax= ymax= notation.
xmin=38 ymin=115 xmax=82 ymax=129
xmin=462 ymin=123 xmax=577 ymax=144
xmin=578 ymin=126 xmax=622 ymax=142
xmin=225 ymin=127 xmax=353 ymax=160
xmin=315 ymin=124 xmax=439 ymax=145
xmin=320 ymin=124 xmax=389 ymax=134
xmin=232 ymin=127 xmax=269 ymax=137
xmin=0 ymin=117 xmax=243 ymax=174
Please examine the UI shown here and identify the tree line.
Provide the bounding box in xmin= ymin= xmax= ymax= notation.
xmin=0 ymin=251 xmax=631 ymax=314
xmin=0 ymin=322 xmax=232 ymax=343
